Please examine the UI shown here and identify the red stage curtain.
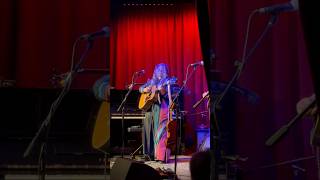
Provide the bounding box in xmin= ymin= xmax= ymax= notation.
xmin=0 ymin=0 xmax=110 ymax=88
xmin=208 ymin=0 xmax=315 ymax=179
xmin=110 ymin=3 xmax=208 ymax=152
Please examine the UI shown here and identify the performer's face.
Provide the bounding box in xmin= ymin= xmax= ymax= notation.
xmin=155 ymin=67 xmax=166 ymax=80
xmin=156 ymin=72 xmax=163 ymax=80
xmin=153 ymin=63 xmax=168 ymax=81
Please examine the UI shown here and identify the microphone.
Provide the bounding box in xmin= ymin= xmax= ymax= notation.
xmin=190 ymin=60 xmax=204 ymax=67
xmin=258 ymin=0 xmax=299 ymax=13
xmin=80 ymin=26 xmax=110 ymax=40
xmin=134 ymin=69 xmax=145 ymax=75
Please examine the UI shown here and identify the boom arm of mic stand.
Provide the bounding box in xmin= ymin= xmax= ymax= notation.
xmin=116 ymin=87 xmax=133 ymax=112
xmin=193 ymin=93 xmax=209 ymax=109
xmin=117 ymin=72 xmax=141 ymax=112
xmin=265 ymin=99 xmax=316 ymax=146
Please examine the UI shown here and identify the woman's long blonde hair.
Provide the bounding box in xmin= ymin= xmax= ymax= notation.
xmin=150 ymin=63 xmax=169 ymax=85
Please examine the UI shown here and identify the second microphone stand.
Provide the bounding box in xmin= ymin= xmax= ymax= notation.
xmin=209 ymin=11 xmax=278 ymax=180
xmin=170 ymin=63 xmax=202 ymax=174
xmin=23 ymin=38 xmax=94 ymax=180
xmin=116 ymin=72 xmax=141 ymax=157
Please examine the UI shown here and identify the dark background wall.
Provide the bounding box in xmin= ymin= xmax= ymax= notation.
xmin=0 ymin=88 xmax=105 ymax=168
xmin=0 ymin=0 xmax=110 ymax=89
xmin=0 ymin=0 xmax=110 ymax=168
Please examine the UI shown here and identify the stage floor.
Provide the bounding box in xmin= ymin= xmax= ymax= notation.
xmin=110 ymin=155 xmax=192 ymax=180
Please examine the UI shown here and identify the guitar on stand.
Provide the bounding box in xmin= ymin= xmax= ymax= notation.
xmin=91 ymin=75 xmax=111 ymax=151
xmin=92 ymin=101 xmax=110 ymax=151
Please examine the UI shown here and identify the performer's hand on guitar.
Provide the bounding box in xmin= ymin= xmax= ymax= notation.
xmin=296 ymin=94 xmax=317 ymax=116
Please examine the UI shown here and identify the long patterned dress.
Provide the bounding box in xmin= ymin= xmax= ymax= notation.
xmin=154 ymin=96 xmax=170 ymax=161
xmin=139 ymin=78 xmax=172 ymax=162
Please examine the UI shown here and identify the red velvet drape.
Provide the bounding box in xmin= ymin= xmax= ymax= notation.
xmin=0 ymin=0 xmax=110 ymax=89
xmin=208 ymin=0 xmax=315 ymax=179
xmin=110 ymin=4 xmax=208 ymax=152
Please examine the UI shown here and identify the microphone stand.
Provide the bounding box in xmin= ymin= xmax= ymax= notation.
xmin=116 ymin=72 xmax=140 ymax=158
xmin=209 ymin=10 xmax=278 ymax=180
xmin=171 ymin=64 xmax=201 ymax=175
xmin=23 ymin=38 xmax=94 ymax=180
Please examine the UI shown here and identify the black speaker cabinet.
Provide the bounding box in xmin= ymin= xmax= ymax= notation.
xmin=111 ymin=158 xmax=161 ymax=180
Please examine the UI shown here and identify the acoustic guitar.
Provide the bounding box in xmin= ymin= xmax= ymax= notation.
xmin=92 ymin=101 xmax=110 ymax=151
xmin=138 ymin=77 xmax=177 ymax=111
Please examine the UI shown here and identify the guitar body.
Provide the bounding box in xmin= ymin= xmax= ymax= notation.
xmin=138 ymin=87 xmax=159 ymax=111
xmin=92 ymin=101 xmax=110 ymax=150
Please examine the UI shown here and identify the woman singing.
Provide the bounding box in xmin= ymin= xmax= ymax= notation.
xmin=139 ymin=63 xmax=177 ymax=162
